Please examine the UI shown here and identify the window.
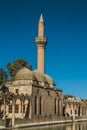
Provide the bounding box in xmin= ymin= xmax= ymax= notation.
xmin=23 ymin=105 xmax=25 ymax=113
xmin=75 ymin=110 xmax=77 ymax=114
xmin=35 ymin=96 xmax=37 ymax=115
xmin=15 ymin=105 xmax=19 ymax=113
xmin=55 ymin=98 xmax=56 ymax=114
xmin=40 ymin=96 xmax=43 ymax=115
xmin=71 ymin=110 xmax=72 ymax=114
xmin=15 ymin=89 xmax=19 ymax=94
xmin=9 ymin=105 xmax=12 ymax=113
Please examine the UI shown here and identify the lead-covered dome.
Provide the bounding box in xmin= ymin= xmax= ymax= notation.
xmin=15 ymin=68 xmax=36 ymax=80
xmin=33 ymin=70 xmax=48 ymax=87
xmin=45 ymin=74 xmax=56 ymax=89
xmin=33 ymin=70 xmax=47 ymax=82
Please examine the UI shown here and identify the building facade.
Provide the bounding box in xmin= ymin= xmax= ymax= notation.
xmin=63 ymin=97 xmax=82 ymax=117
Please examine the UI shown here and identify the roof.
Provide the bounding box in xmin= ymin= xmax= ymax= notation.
xmin=45 ymin=74 xmax=55 ymax=85
xmin=15 ymin=68 xmax=36 ymax=80
xmin=33 ymin=70 xmax=47 ymax=83
xmin=14 ymin=68 xmax=56 ymax=89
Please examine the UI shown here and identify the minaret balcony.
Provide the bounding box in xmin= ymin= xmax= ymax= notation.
xmin=35 ymin=37 xmax=47 ymax=46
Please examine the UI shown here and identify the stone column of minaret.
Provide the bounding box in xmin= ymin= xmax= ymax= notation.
xmin=35 ymin=14 xmax=47 ymax=74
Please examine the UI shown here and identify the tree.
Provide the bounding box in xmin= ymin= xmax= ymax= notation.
xmin=64 ymin=95 xmax=75 ymax=99
xmin=0 ymin=69 xmax=8 ymax=86
xmin=7 ymin=59 xmax=32 ymax=77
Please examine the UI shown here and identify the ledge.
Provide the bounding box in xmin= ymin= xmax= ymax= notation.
xmin=15 ymin=118 xmax=87 ymax=129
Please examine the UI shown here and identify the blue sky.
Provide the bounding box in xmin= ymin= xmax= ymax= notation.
xmin=0 ymin=0 xmax=87 ymax=99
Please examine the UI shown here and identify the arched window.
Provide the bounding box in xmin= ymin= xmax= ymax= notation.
xmin=9 ymin=105 xmax=12 ymax=113
xmin=24 ymin=99 xmax=28 ymax=113
xmin=78 ymin=105 xmax=80 ymax=116
xmin=71 ymin=109 xmax=72 ymax=114
xmin=35 ymin=96 xmax=37 ymax=115
xmin=15 ymin=105 xmax=19 ymax=113
xmin=75 ymin=110 xmax=77 ymax=114
xmin=55 ymin=98 xmax=56 ymax=114
xmin=58 ymin=99 xmax=59 ymax=115
xmin=40 ymin=96 xmax=43 ymax=115
xmin=15 ymin=99 xmax=21 ymax=113
xmin=23 ymin=105 xmax=25 ymax=113
xmin=58 ymin=98 xmax=61 ymax=116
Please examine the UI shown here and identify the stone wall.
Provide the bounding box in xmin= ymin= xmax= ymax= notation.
xmin=31 ymin=85 xmax=63 ymax=118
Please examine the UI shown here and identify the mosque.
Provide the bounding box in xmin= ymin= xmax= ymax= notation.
xmin=0 ymin=14 xmax=87 ymax=128
xmin=0 ymin=14 xmax=63 ymax=127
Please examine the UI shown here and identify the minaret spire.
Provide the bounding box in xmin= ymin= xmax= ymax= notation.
xmin=38 ymin=13 xmax=44 ymax=37
xmin=39 ymin=14 xmax=44 ymax=22
xmin=35 ymin=14 xmax=47 ymax=74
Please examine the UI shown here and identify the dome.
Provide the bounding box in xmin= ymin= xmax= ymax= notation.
xmin=15 ymin=68 xmax=36 ymax=80
xmin=33 ymin=70 xmax=47 ymax=83
xmin=45 ymin=74 xmax=56 ymax=89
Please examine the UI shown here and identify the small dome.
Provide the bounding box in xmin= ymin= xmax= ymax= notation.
xmin=45 ymin=74 xmax=56 ymax=89
xmin=15 ymin=68 xmax=36 ymax=80
xmin=33 ymin=70 xmax=47 ymax=83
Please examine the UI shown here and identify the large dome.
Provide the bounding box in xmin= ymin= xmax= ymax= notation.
xmin=33 ymin=70 xmax=47 ymax=83
xmin=15 ymin=68 xmax=36 ymax=80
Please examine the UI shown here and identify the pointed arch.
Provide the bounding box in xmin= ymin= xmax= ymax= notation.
xmin=24 ymin=99 xmax=28 ymax=105
xmin=35 ymin=96 xmax=38 ymax=115
xmin=54 ymin=98 xmax=57 ymax=114
xmin=16 ymin=99 xmax=21 ymax=104
xmin=40 ymin=96 xmax=43 ymax=115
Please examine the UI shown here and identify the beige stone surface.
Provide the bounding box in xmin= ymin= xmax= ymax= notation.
xmin=36 ymin=14 xmax=47 ymax=74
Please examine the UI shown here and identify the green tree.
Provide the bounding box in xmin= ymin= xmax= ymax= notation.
xmin=7 ymin=59 xmax=32 ymax=77
xmin=64 ymin=95 xmax=75 ymax=99
xmin=0 ymin=68 xmax=8 ymax=86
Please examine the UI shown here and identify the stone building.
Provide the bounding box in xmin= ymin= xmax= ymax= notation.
xmin=4 ymin=68 xmax=63 ymax=125
xmin=81 ymin=100 xmax=87 ymax=116
xmin=63 ymin=97 xmax=81 ymax=117
xmin=0 ymin=14 xmax=87 ymax=128
xmin=0 ymin=14 xmax=63 ymax=127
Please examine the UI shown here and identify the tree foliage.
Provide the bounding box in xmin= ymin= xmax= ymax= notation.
xmin=64 ymin=95 xmax=75 ymax=99
xmin=0 ymin=68 xmax=8 ymax=86
xmin=0 ymin=85 xmax=9 ymax=93
xmin=6 ymin=59 xmax=32 ymax=77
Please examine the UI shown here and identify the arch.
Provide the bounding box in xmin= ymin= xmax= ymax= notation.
xmin=15 ymin=99 xmax=21 ymax=113
xmin=9 ymin=105 xmax=12 ymax=113
xmin=63 ymin=105 xmax=66 ymax=116
xmin=71 ymin=109 xmax=72 ymax=114
xmin=25 ymin=100 xmax=30 ymax=119
xmin=40 ymin=96 xmax=43 ymax=115
xmin=15 ymin=104 xmax=19 ymax=113
xmin=75 ymin=109 xmax=77 ymax=114
xmin=58 ymin=98 xmax=62 ymax=116
xmin=16 ymin=99 xmax=21 ymax=105
xmin=24 ymin=99 xmax=28 ymax=105
xmin=54 ymin=98 xmax=57 ymax=114
xmin=78 ymin=105 xmax=81 ymax=116
xmin=34 ymin=96 xmax=38 ymax=115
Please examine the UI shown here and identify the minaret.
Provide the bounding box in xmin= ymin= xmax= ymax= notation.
xmin=35 ymin=14 xmax=47 ymax=74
